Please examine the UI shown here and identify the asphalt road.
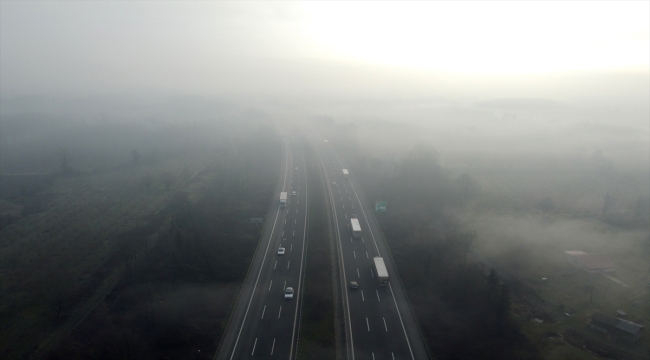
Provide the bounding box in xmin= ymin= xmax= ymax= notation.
xmin=309 ymin=133 xmax=430 ymax=360
xmin=215 ymin=133 xmax=309 ymax=360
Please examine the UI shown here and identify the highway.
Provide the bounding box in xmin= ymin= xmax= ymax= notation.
xmin=309 ymin=133 xmax=430 ymax=360
xmin=215 ymin=133 xmax=309 ymax=360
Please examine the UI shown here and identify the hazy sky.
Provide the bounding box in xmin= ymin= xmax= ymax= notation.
xmin=1 ymin=1 xmax=648 ymax=100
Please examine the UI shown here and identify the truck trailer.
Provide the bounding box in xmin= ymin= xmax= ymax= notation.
xmin=342 ymin=169 xmax=349 ymax=179
xmin=350 ymin=216 xmax=362 ymax=238
xmin=373 ymin=257 xmax=389 ymax=286
xmin=280 ymin=192 xmax=287 ymax=208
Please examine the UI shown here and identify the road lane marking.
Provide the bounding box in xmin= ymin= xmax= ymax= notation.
xmin=361 ymin=290 xmax=365 ymax=301
xmin=261 ymin=305 xmax=266 ymax=319
xmin=353 ymin=251 xmax=356 ymax=258
xmin=283 ymin=280 xmax=286 ymax=290
xmin=392 ymin=353 xmax=395 ymax=360
xmin=285 ymin=219 xmax=287 ymax=224
xmin=290 ymin=244 xmax=293 ymax=251
xmin=274 ymin=261 xmax=277 ymax=269
xmin=293 ymin=230 xmax=295 ymax=236
xmin=345 ymin=214 xmax=348 ymax=219
xmin=366 ymin=251 xmax=369 ymax=258
xmin=371 ymin=268 xmax=374 ymax=277
xmin=278 ymin=306 xmax=282 ymax=319
xmin=357 ymin=268 xmax=360 ymax=278
xmin=376 ymin=290 xmax=381 ymax=302
xmin=282 ymin=230 xmax=284 ymax=236
xmin=295 ymin=219 xmax=297 ymax=224
xmin=341 ymin=197 xmax=343 ymax=201
xmin=350 ymin=237 xmax=353 ymax=243
xmin=271 ymin=338 xmax=276 ymax=355
xmin=366 ymin=317 xmax=370 ymax=331
xmin=349 ymin=197 xmax=351 ymax=200
xmin=343 ymin=205 xmax=345 ymax=209
xmin=372 ymin=353 xmax=375 ymax=360
xmin=351 ymin=204 xmax=354 ymax=209
xmin=383 ymin=317 xmax=388 ymax=331
xmin=251 ymin=338 xmax=257 ymax=356
xmin=287 ymin=261 xmax=290 ymax=269
xmin=362 ymin=237 xmax=364 ymax=243
xmin=296 ymin=209 xmax=298 ymax=213
xmin=268 ymin=281 xmax=273 ymax=291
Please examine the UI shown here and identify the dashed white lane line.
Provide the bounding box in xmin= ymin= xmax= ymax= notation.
xmin=345 ymin=213 xmax=348 ymax=218
xmin=251 ymin=338 xmax=257 ymax=356
xmin=371 ymin=268 xmax=375 ymax=278
xmin=353 ymin=251 xmax=356 ymax=258
xmin=349 ymin=197 xmax=351 ymax=200
xmin=357 ymin=268 xmax=360 ymax=277
xmin=376 ymin=290 xmax=381 ymax=302
xmin=283 ymin=280 xmax=286 ymax=290
xmin=282 ymin=230 xmax=284 ymax=236
xmin=343 ymin=205 xmax=345 ymax=209
xmin=278 ymin=306 xmax=282 ymax=319
xmin=392 ymin=352 xmax=396 ymax=360
xmin=351 ymin=204 xmax=354 ymax=209
xmin=293 ymin=230 xmax=295 ymax=236
xmin=287 ymin=261 xmax=291 ymax=269
xmin=361 ymin=290 xmax=365 ymax=301
xmin=372 ymin=353 xmax=376 ymax=360
xmin=284 ymin=219 xmax=287 ymax=224
xmin=296 ymin=209 xmax=298 ymax=213
xmin=261 ymin=305 xmax=266 ymax=319
xmin=383 ymin=317 xmax=388 ymax=331
xmin=271 ymin=338 xmax=276 ymax=355
xmin=268 ymin=281 xmax=273 ymax=291
xmin=366 ymin=317 xmax=370 ymax=331
xmin=290 ymin=244 xmax=293 ymax=251
xmin=294 ymin=219 xmax=297 ymax=224
xmin=366 ymin=251 xmax=369 ymax=258
xmin=274 ymin=261 xmax=277 ymax=270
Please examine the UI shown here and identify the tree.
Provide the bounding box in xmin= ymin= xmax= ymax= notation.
xmin=142 ymin=173 xmax=154 ymax=190
xmin=57 ymin=147 xmax=72 ymax=174
xmin=455 ymin=173 xmax=480 ymax=204
xmin=161 ymin=171 xmax=176 ymax=190
xmin=131 ymin=149 xmax=141 ymax=164
xmin=539 ymin=196 xmax=555 ymax=218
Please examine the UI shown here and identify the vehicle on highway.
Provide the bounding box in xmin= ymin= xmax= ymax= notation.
xmin=284 ymin=287 xmax=294 ymax=299
xmin=331 ymin=181 xmax=337 ymax=186
xmin=278 ymin=247 xmax=285 ymax=255
xmin=291 ymin=191 xmax=297 ymax=196
xmin=373 ymin=257 xmax=389 ymax=286
xmin=350 ymin=216 xmax=362 ymax=238
xmin=349 ymin=281 xmax=358 ymax=289
xmin=279 ymin=192 xmax=287 ymax=208
xmin=342 ymin=169 xmax=349 ymax=178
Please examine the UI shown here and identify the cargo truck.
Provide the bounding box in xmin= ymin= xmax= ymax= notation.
xmin=342 ymin=169 xmax=349 ymax=179
xmin=280 ymin=192 xmax=287 ymax=208
xmin=350 ymin=216 xmax=362 ymax=238
xmin=373 ymin=257 xmax=389 ymax=286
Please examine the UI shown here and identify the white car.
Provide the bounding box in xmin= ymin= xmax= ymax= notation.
xmin=278 ymin=247 xmax=285 ymax=255
xmin=284 ymin=287 xmax=294 ymax=299
xmin=291 ymin=191 xmax=297 ymax=196
xmin=331 ymin=182 xmax=337 ymax=186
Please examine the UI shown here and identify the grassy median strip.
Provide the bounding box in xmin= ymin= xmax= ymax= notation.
xmin=297 ymin=140 xmax=336 ymax=359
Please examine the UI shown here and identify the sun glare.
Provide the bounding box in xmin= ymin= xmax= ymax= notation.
xmin=302 ymin=1 xmax=649 ymax=75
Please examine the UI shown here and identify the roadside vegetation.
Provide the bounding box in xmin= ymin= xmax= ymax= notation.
xmin=0 ymin=98 xmax=282 ymax=359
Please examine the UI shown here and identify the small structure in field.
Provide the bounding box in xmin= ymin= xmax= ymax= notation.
xmin=564 ymin=251 xmax=616 ymax=273
xmin=590 ymin=312 xmax=644 ymax=343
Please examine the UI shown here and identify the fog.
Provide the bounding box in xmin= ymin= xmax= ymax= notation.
xmin=1 ymin=2 xmax=648 ymax=360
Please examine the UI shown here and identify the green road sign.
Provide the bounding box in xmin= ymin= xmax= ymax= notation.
xmin=375 ymin=201 xmax=387 ymax=212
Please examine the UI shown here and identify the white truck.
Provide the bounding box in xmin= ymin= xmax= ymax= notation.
xmin=373 ymin=257 xmax=389 ymax=286
xmin=280 ymin=192 xmax=287 ymax=208
xmin=342 ymin=169 xmax=349 ymax=179
xmin=350 ymin=216 xmax=362 ymax=238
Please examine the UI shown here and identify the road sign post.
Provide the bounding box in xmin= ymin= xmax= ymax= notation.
xmin=375 ymin=201 xmax=387 ymax=212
